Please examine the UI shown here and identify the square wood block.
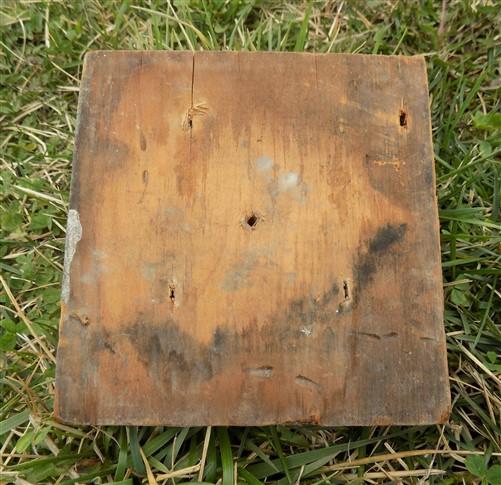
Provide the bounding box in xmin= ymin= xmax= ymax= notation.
xmin=55 ymin=52 xmax=450 ymax=425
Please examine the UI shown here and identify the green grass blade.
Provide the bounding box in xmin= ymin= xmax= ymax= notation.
xmin=294 ymin=1 xmax=312 ymax=51
xmin=114 ymin=427 xmax=128 ymax=481
xmin=0 ymin=409 xmax=30 ymax=436
xmin=217 ymin=427 xmax=234 ymax=485
xmin=127 ymin=426 xmax=145 ymax=476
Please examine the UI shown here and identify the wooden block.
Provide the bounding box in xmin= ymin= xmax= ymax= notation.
xmin=55 ymin=52 xmax=450 ymax=425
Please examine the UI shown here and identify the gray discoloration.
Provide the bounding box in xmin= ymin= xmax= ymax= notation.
xmin=62 ymin=209 xmax=83 ymax=304
xmin=142 ymin=262 xmax=157 ymax=281
xmin=221 ymin=253 xmax=259 ymax=291
xmin=80 ymin=250 xmax=109 ymax=284
xmin=255 ymin=156 xmax=274 ymax=172
xmin=221 ymin=249 xmax=277 ymax=291
xmin=164 ymin=206 xmax=185 ymax=219
xmin=84 ymin=279 xmax=342 ymax=399
xmin=163 ymin=207 xmax=192 ymax=233
xmin=253 ymin=158 xmax=309 ymax=203
xmin=268 ymin=170 xmax=309 ymax=202
xmin=101 ymin=139 xmax=130 ymax=168
xmin=337 ymin=299 xmax=352 ymax=314
xmin=278 ymin=171 xmax=299 ymax=191
xmin=353 ymin=223 xmax=407 ymax=302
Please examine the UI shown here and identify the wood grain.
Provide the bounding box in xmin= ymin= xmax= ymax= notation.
xmin=55 ymin=51 xmax=450 ymax=425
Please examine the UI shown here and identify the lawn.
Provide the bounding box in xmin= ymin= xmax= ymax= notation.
xmin=0 ymin=1 xmax=500 ymax=484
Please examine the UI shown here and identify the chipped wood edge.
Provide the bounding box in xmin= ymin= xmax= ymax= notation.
xmin=54 ymin=52 xmax=94 ymax=422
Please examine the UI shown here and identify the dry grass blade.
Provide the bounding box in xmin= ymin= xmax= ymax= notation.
xmin=198 ymin=425 xmax=212 ymax=481
xmin=457 ymin=342 xmax=501 ymax=387
xmin=0 ymin=275 xmax=56 ymax=364
xmin=321 ymin=449 xmax=501 ymax=472
xmin=336 ymin=468 xmax=446 ymax=480
xmin=156 ymin=464 xmax=201 ymax=480
xmin=139 ymin=447 xmax=158 ymax=485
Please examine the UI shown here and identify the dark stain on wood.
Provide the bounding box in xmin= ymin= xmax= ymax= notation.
xmin=354 ymin=223 xmax=408 ymax=301
xmin=139 ymin=131 xmax=147 ymax=151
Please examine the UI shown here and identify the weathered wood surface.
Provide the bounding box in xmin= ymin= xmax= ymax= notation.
xmin=55 ymin=51 xmax=450 ymax=425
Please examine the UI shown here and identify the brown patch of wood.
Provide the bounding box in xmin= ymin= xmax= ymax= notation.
xmin=55 ymin=52 xmax=450 ymax=425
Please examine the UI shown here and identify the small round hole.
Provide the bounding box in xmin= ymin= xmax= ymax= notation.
xmin=246 ymin=214 xmax=258 ymax=228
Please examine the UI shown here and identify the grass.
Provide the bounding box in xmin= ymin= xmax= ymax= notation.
xmin=0 ymin=0 xmax=500 ymax=483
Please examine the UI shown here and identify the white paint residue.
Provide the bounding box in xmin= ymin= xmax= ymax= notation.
xmin=255 ymin=156 xmax=274 ymax=172
xmin=278 ymin=171 xmax=299 ymax=192
xmin=61 ymin=209 xmax=82 ymax=304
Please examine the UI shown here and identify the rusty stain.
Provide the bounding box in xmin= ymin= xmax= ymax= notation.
xmin=438 ymin=404 xmax=452 ymax=424
xmin=69 ymin=312 xmax=89 ymax=326
xmin=371 ymin=158 xmax=402 ymax=171
xmin=373 ymin=415 xmax=393 ymax=426
xmin=282 ymin=414 xmax=321 ymax=425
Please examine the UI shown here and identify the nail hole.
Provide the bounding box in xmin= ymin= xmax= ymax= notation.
xmin=399 ymin=110 xmax=407 ymax=127
xmin=343 ymin=280 xmax=350 ymax=300
xmin=246 ymin=214 xmax=259 ymax=228
xmin=169 ymin=285 xmax=176 ymax=303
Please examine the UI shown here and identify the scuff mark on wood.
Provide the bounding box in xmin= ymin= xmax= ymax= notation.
xmin=295 ymin=375 xmax=322 ymax=390
xmin=370 ymin=157 xmax=402 ymax=171
xmin=350 ymin=331 xmax=399 ymax=340
xmin=246 ymin=366 xmax=274 ymax=378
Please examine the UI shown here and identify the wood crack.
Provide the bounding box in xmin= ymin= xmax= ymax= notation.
xmin=189 ymin=53 xmax=195 ymax=155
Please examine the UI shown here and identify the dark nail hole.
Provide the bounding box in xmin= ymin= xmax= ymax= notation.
xmin=399 ymin=110 xmax=407 ymax=127
xmin=169 ymin=285 xmax=175 ymax=303
xmin=246 ymin=214 xmax=258 ymax=228
xmin=343 ymin=280 xmax=350 ymax=300
xmin=188 ymin=118 xmax=193 ymax=128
